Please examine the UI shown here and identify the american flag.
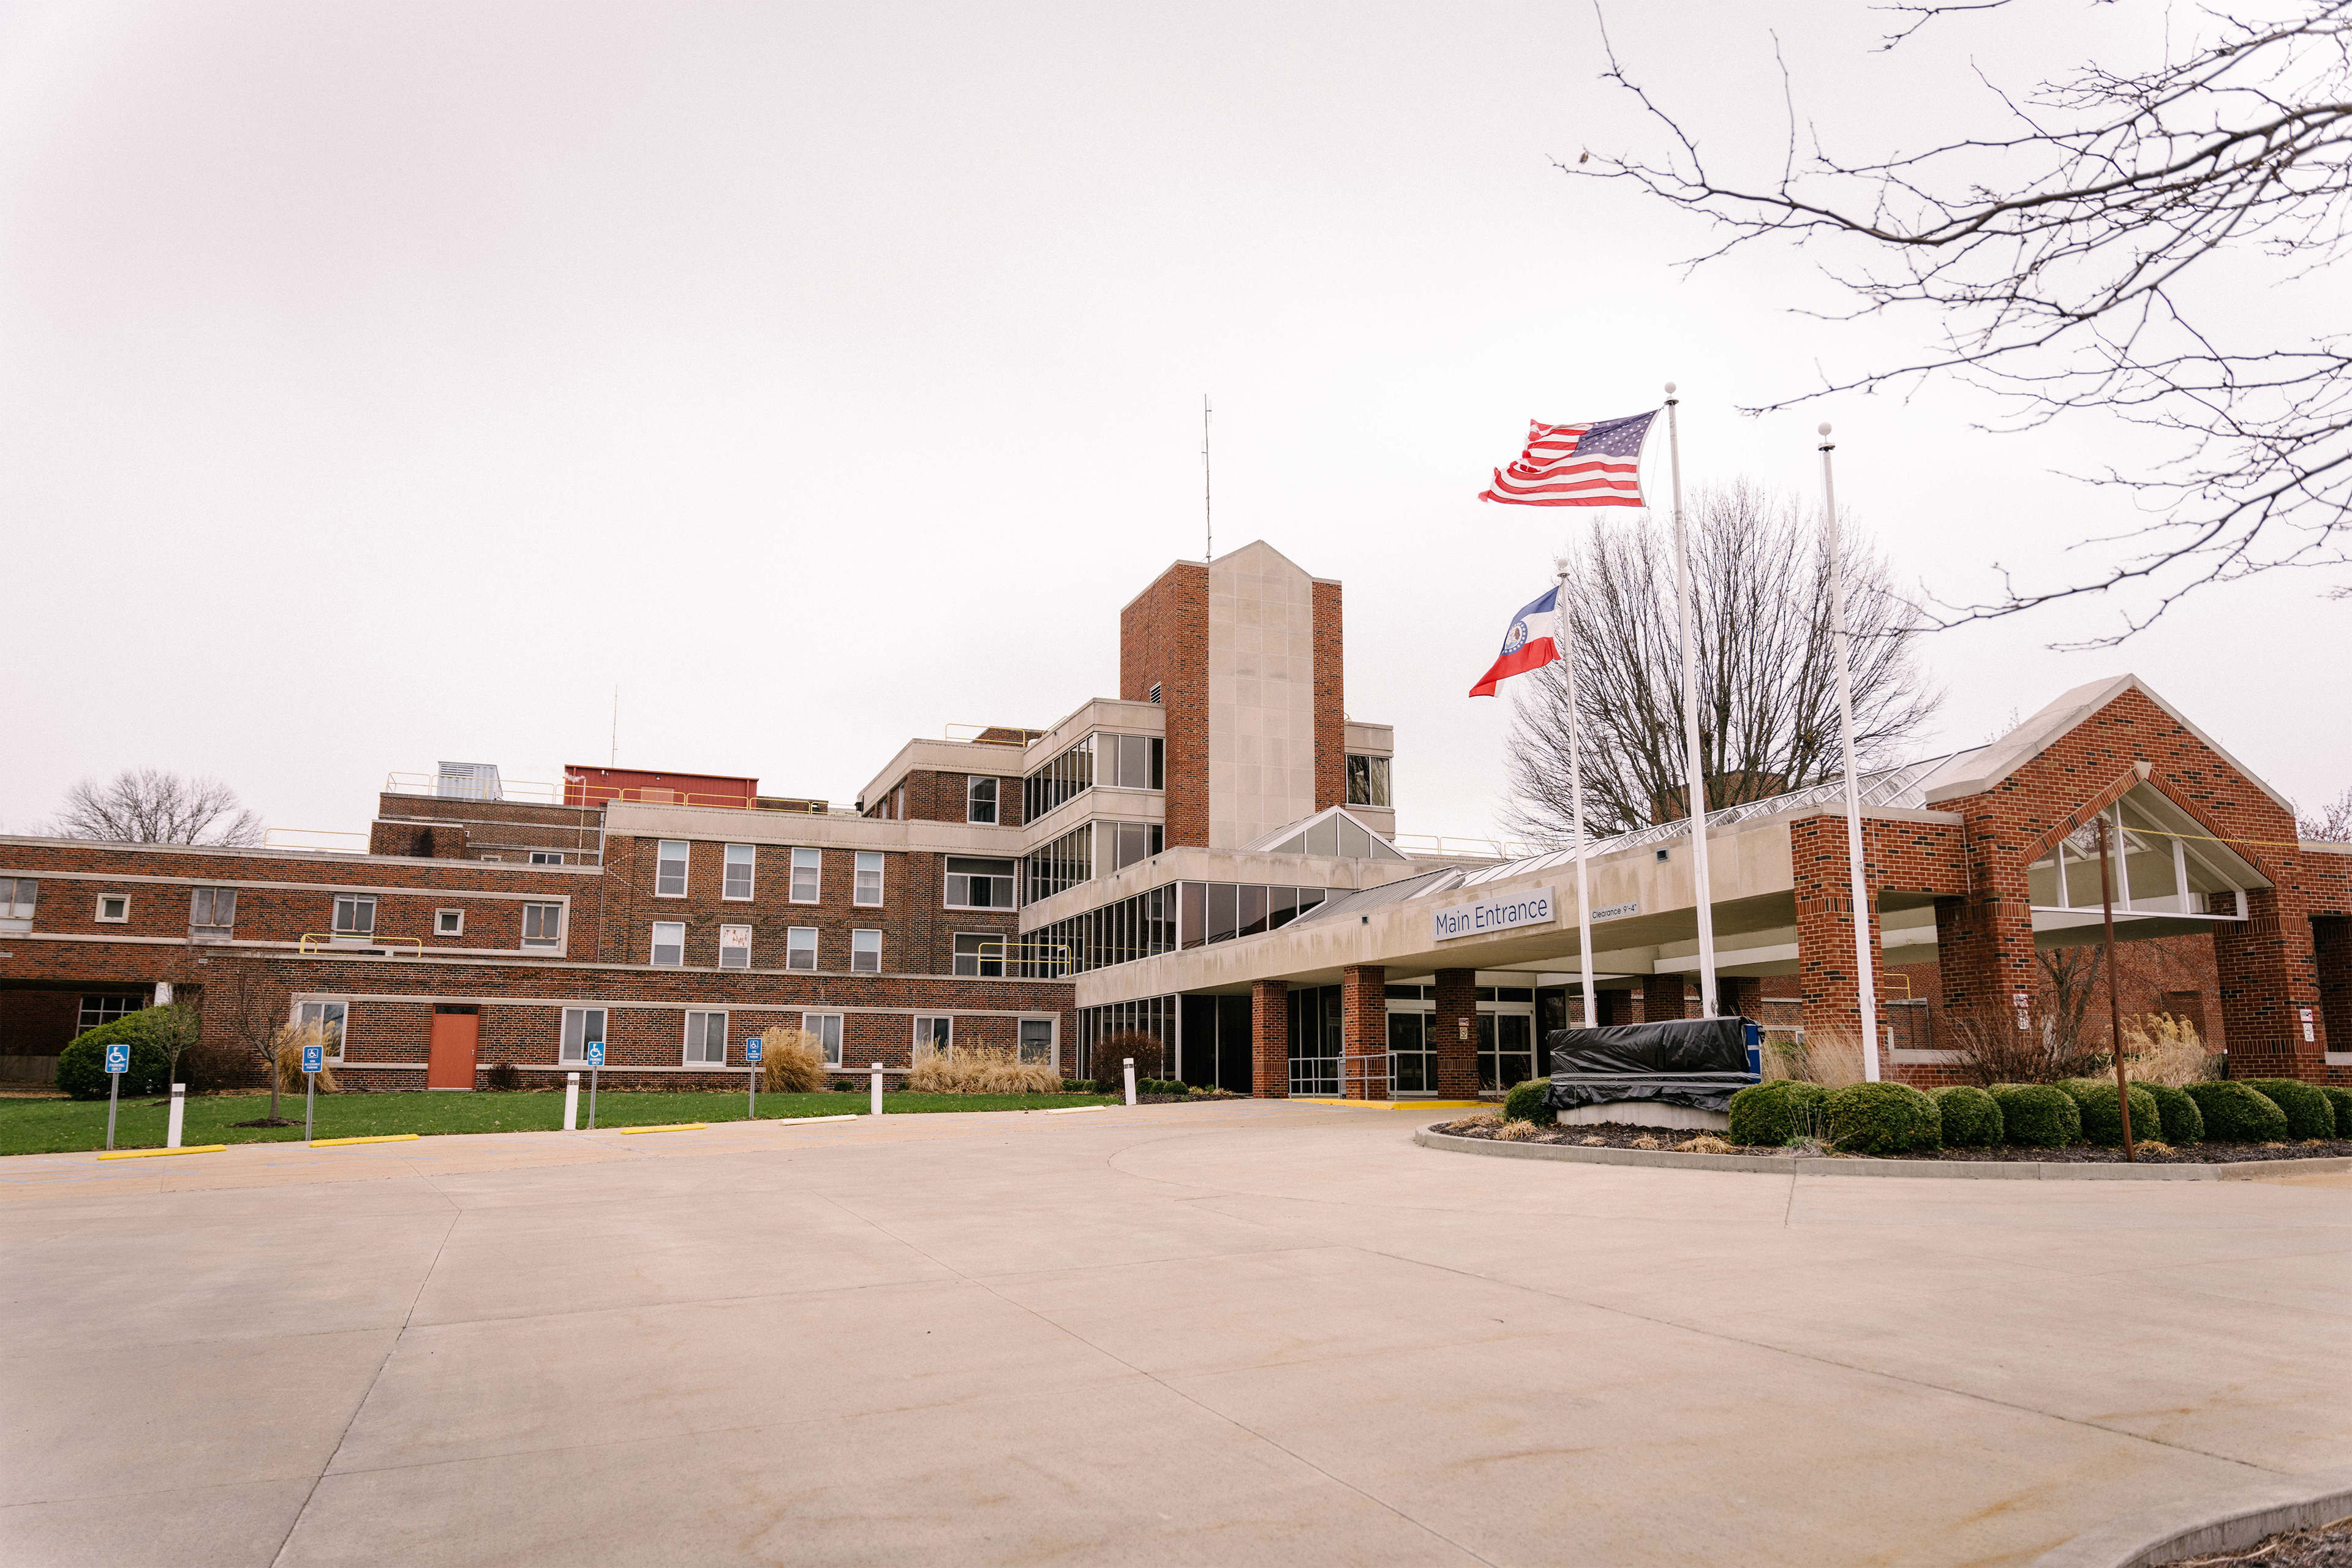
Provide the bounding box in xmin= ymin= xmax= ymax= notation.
xmin=1478 ymin=410 xmax=1657 ymax=507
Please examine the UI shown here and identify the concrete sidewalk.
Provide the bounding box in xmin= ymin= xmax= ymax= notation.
xmin=3 ymin=1102 xmax=2346 ymax=1566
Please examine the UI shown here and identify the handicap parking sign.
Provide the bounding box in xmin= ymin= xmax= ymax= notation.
xmin=745 ymin=1036 xmax=763 ymax=1064
xmin=586 ymin=1042 xmax=606 ymax=1068
xmin=105 ymin=1043 xmax=129 ymax=1074
xmin=301 ymin=1044 xmax=324 ymax=1075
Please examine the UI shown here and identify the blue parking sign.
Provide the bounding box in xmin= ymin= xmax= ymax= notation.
xmin=301 ymin=1044 xmax=324 ymax=1075
xmin=105 ymin=1043 xmax=129 ymax=1074
xmin=745 ymin=1036 xmax=763 ymax=1064
xmin=586 ymin=1042 xmax=606 ymax=1068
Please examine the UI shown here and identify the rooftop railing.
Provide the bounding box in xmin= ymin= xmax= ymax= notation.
xmin=382 ymin=774 xmax=858 ymax=815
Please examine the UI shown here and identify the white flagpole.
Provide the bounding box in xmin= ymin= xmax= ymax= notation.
xmin=1663 ymin=384 xmax=1719 ymax=1017
xmin=1555 ymin=567 xmax=1599 ymax=1029
xmin=1818 ymin=423 xmax=1882 ymax=1082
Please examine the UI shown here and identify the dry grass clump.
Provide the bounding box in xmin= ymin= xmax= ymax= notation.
xmin=1762 ymin=1025 xmax=1869 ymax=1087
xmin=2120 ymin=1014 xmax=2212 ymax=1086
xmin=1451 ymin=1110 xmax=1502 ymax=1130
xmin=760 ymin=1031 xmax=827 ymax=1093
xmin=1673 ymin=1134 xmax=1733 ymax=1154
xmin=1493 ymin=1120 xmax=1551 ymax=1142
xmin=1629 ymin=1133 xmax=1663 ymax=1150
xmin=1579 ymin=1135 xmax=1606 ymax=1145
xmin=905 ymin=1045 xmax=1061 ymax=1095
xmin=271 ymin=1022 xmax=339 ymax=1092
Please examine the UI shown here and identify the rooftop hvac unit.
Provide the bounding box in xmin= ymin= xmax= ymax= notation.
xmin=436 ymin=761 xmax=503 ymax=801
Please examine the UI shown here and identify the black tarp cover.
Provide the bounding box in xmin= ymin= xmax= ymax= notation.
xmin=1542 ymin=1017 xmax=1760 ymax=1113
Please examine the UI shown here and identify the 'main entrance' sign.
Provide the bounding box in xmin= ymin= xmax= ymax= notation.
xmin=1432 ymin=888 xmax=1555 ymax=943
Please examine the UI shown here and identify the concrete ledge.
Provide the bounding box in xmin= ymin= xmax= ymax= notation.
xmin=1413 ymin=1125 xmax=2352 ymax=1182
xmin=2030 ymin=1463 xmax=2352 ymax=1567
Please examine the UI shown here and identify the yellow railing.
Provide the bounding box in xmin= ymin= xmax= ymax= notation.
xmin=976 ymin=938 xmax=1074 ymax=978
xmin=299 ymin=933 xmax=424 ymax=957
xmin=263 ymin=828 xmax=370 ymax=853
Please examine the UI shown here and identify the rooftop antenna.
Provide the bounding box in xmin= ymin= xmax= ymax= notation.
xmin=610 ymin=685 xmax=619 ymax=766
xmin=1202 ymin=394 xmax=1213 ymax=562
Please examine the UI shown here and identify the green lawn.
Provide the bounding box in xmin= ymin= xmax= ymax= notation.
xmin=0 ymin=1087 xmax=1123 ymax=1157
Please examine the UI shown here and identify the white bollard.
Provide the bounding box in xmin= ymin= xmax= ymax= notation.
xmin=564 ymin=1071 xmax=580 ymax=1131
xmin=870 ymin=1060 xmax=884 ymax=1117
xmin=167 ymin=1083 xmax=186 ymax=1148
xmin=1123 ymin=1057 xmax=1137 ymax=1107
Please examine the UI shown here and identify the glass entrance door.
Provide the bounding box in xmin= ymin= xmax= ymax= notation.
xmin=1387 ymin=1011 xmax=1434 ymax=1095
xmin=1478 ymin=1011 xmax=1534 ymax=1091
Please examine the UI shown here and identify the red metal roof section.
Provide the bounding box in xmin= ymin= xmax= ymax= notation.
xmin=562 ymin=766 xmax=759 ymax=810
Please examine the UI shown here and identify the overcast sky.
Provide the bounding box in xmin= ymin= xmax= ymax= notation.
xmin=4 ymin=0 xmax=2342 ymax=845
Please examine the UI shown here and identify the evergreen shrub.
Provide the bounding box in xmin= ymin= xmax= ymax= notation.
xmin=2181 ymin=1080 xmax=2288 ymax=1142
xmin=1823 ymin=1080 xmax=1940 ymax=1154
xmin=2240 ymin=1078 xmax=2337 ymax=1140
xmin=1989 ymin=1084 xmax=2082 ymax=1148
xmin=1931 ymin=1085 xmax=2003 ymax=1147
xmin=54 ymin=1008 xmax=179 ymax=1099
xmin=2137 ymin=1082 xmax=2204 ymax=1145
xmin=1727 ymin=1079 xmax=1826 ymax=1147
xmin=2318 ymin=1085 xmax=2352 ymax=1139
xmin=2059 ymin=1079 xmax=2163 ymax=1147
xmin=1502 ymin=1079 xmax=1556 ymax=1125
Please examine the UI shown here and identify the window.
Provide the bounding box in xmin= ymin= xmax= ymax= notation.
xmin=295 ymin=1000 xmax=348 ymax=1058
xmin=790 ymin=847 xmax=821 ymax=903
xmin=803 ymin=1011 xmax=843 ymax=1066
xmin=967 ymin=777 xmax=999 ymax=824
xmin=1022 ymin=736 xmax=1094 ymax=822
xmin=1106 ymin=734 xmax=1163 ymax=790
xmin=718 ymin=924 xmax=752 ymax=970
xmin=434 ymin=908 xmax=465 ymax=937
xmin=944 ymin=856 xmax=1016 ymax=909
xmin=786 ymin=927 xmax=818 ymax=971
xmin=521 ymin=903 xmax=563 ymax=948
xmin=77 ymin=995 xmax=140 ymax=1032
xmin=723 ymin=843 xmax=756 ymax=900
xmin=854 ymin=851 xmax=884 ymax=907
xmin=683 ymin=1010 xmax=728 ymax=1065
xmin=189 ymin=888 xmax=238 ymax=930
xmin=650 ymin=921 xmax=685 ymax=966
xmin=851 ymin=929 xmax=882 ymax=973
xmin=1346 ymin=755 xmax=1392 ymax=809
xmin=332 ymin=895 xmax=376 ymax=937
xmin=1019 ymin=1018 xmax=1054 ymax=1066
xmin=560 ymin=1006 xmax=608 ymax=1064
xmin=952 ymin=933 xmax=1003 ymax=978
xmin=1098 ymin=820 xmax=1163 ymax=875
xmin=655 ymin=840 xmax=689 ymax=898
xmin=529 ymin=850 xmax=565 ymax=865
xmin=95 ymin=894 xmax=129 ymax=923
xmin=1024 ymin=825 xmax=1093 ymax=903
xmin=0 ymin=878 xmax=35 ymax=921
xmin=913 ymin=1016 xmax=952 ymax=1058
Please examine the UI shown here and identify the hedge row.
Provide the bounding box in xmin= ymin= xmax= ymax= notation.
xmin=1722 ymin=1076 xmax=2343 ymax=1153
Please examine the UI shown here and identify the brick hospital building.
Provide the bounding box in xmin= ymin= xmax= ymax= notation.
xmin=2 ymin=540 xmax=2347 ymax=1098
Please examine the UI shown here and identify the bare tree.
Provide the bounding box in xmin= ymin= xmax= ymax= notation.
xmin=205 ymin=959 xmax=296 ymax=1123
xmin=48 ymin=768 xmax=263 ymax=846
xmin=1505 ymin=481 xmax=1940 ymax=839
xmin=1579 ymin=2 xmax=2352 ymax=641
xmin=2299 ymin=784 xmax=2352 ymax=840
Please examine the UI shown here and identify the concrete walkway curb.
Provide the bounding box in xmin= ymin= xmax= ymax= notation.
xmin=2029 ymin=1463 xmax=2352 ymax=1567
xmin=1412 ymin=1124 xmax=2352 ymax=1182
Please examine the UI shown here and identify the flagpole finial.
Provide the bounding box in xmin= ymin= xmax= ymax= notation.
xmin=1818 ymin=421 xmax=1833 ymax=437
xmin=1818 ymin=420 xmax=1834 ymax=451
xmin=1663 ymin=380 xmax=1676 ymax=400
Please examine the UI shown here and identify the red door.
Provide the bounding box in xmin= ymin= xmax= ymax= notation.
xmin=427 ymin=1011 xmax=480 ymax=1089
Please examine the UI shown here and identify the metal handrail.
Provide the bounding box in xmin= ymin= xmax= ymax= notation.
xmin=945 ymin=723 xmax=1047 ymax=746
xmin=298 ymin=933 xmax=424 ymax=957
xmin=382 ymin=772 xmax=861 ymax=816
xmin=975 ymin=938 xmax=1074 ymax=978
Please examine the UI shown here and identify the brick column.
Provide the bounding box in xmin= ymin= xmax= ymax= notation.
xmin=2315 ymin=918 xmax=2351 ymax=1078
xmin=2215 ymin=886 xmax=2328 ymax=1077
xmin=1250 ymin=979 xmax=1289 ymax=1098
xmin=1793 ymin=815 xmax=1888 ymax=1044
xmin=1596 ymin=988 xmax=1636 ymax=1027
xmin=1341 ymin=965 xmax=1386 ymax=1100
xmin=1431 ymin=970 xmax=1477 ymax=1098
xmin=1643 ymin=974 xmax=1692 ymax=1022
xmin=1720 ymin=976 xmax=1764 ymax=1020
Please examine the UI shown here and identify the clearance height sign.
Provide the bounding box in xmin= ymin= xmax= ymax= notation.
xmin=1431 ymin=888 xmax=1556 ymax=943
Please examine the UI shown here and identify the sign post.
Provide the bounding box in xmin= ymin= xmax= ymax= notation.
xmin=301 ymin=1041 xmax=323 ymax=1143
xmin=104 ymin=1043 xmax=129 ymax=1152
xmin=745 ymin=1036 xmax=763 ymax=1122
xmin=586 ymin=1042 xmax=604 ymax=1129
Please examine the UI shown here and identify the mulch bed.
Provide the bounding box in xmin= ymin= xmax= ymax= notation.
xmin=1436 ymin=1118 xmax=2352 ymax=1164
xmin=2175 ymin=1516 xmax=2352 ymax=1565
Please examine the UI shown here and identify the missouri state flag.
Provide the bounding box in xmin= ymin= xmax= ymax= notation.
xmin=1469 ymin=587 xmax=1561 ymax=697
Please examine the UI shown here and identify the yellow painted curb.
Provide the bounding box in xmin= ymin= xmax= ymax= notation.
xmin=1291 ymin=1098 xmax=1476 ymax=1109
xmin=97 ymin=1145 xmax=227 ymax=1161
xmin=617 ymin=1123 xmax=707 ymax=1136
xmin=310 ymin=1134 xmax=422 ymax=1148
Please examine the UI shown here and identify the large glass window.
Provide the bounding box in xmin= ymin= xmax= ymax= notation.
xmin=1097 ymin=821 xmax=1163 ymax=876
xmin=1019 ymin=884 xmax=1178 ymax=977
xmin=560 ymin=1006 xmax=607 ymax=1063
xmin=296 ymin=1000 xmax=349 ymax=1058
xmin=913 ymin=1016 xmax=952 ymax=1058
xmin=1389 ymin=1012 xmax=1432 ymax=1093
xmin=656 ymin=840 xmax=690 ymax=897
xmin=944 ymin=857 xmax=1016 ymax=909
xmin=967 ymin=777 xmax=999 ymax=824
xmin=802 ymin=1012 xmax=843 ymax=1067
xmin=790 ymin=847 xmax=821 ymax=903
xmin=1022 ymin=736 xmax=1094 ymax=822
xmin=650 ymin=922 xmax=685 ymax=966
xmin=854 ymin=851 xmax=884 ymax=907
xmin=1104 ymin=734 xmax=1163 ymax=790
xmin=952 ymin=933 xmax=1004 ymax=977
xmin=1025 ymin=825 xmax=1093 ymax=902
xmin=1019 ymin=1018 xmax=1055 ymax=1065
xmin=1479 ymin=1013 xmax=1536 ymax=1091
xmin=1346 ymin=755 xmax=1392 ymax=809
xmin=1177 ymin=883 xmax=1325 ymax=949
xmin=723 ymin=844 xmax=755 ymax=900
xmin=684 ymin=1010 xmax=728 ymax=1065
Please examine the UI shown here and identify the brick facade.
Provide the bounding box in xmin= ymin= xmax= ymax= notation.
xmin=1251 ymin=978 xmax=1289 ymax=1097
xmin=1311 ymin=579 xmax=1346 ymax=813
xmin=1121 ymin=561 xmax=1210 ymax=848
xmin=1432 ymin=969 xmax=1478 ymax=1098
xmin=1340 ymin=963 xmax=1385 ymax=1099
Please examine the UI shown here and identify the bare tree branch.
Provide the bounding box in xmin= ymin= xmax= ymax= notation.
xmin=1577 ymin=1 xmax=2352 ymax=639
xmin=47 ymin=768 xmax=263 ymax=846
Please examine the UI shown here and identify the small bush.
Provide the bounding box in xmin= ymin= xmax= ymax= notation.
xmin=2182 ymin=1080 xmax=2288 ymax=1142
xmin=1990 ymin=1084 xmax=2082 ymax=1148
xmin=1064 ymin=1079 xmax=1096 ymax=1095
xmin=1138 ymin=1078 xmax=1191 ymax=1097
xmin=483 ymin=1061 xmax=524 ymax=1091
xmin=1502 ymin=1079 xmax=1555 ymax=1126
xmin=55 ymin=1014 xmax=177 ymax=1099
xmin=271 ymin=1023 xmax=340 ymax=1093
xmin=2241 ymin=1078 xmax=2337 ymax=1141
xmin=181 ymin=1037 xmax=263 ymax=1092
xmin=2059 ymin=1079 xmax=2163 ymax=1148
xmin=1823 ymin=1081 xmax=1940 ymax=1154
xmin=760 ymin=1031 xmax=827 ymax=1093
xmin=905 ymin=1046 xmax=1061 ymax=1095
xmin=1096 ymin=1030 xmax=1167 ymax=1080
xmin=2138 ymin=1082 xmax=2205 ymax=1145
xmin=1931 ymin=1085 xmax=2003 ymax=1148
xmin=1728 ymin=1079 xmax=1828 ymax=1147
xmin=2318 ymin=1086 xmax=2352 ymax=1139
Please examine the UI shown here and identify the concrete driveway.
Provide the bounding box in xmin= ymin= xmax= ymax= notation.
xmin=3 ymin=1101 xmax=2347 ymax=1566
